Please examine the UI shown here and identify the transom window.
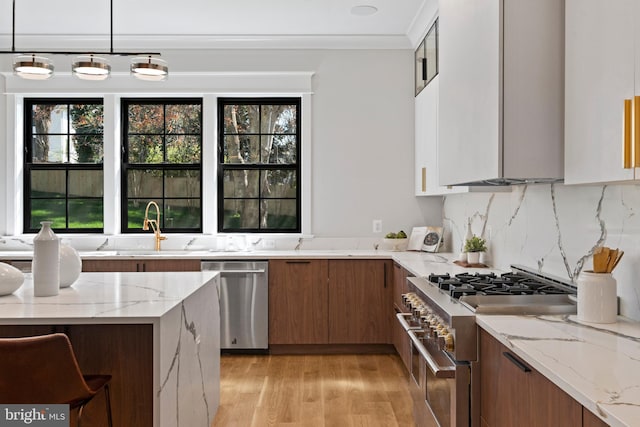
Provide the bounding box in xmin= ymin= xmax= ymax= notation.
xmin=121 ymin=99 xmax=203 ymax=233
xmin=218 ymin=98 xmax=301 ymax=233
xmin=24 ymin=99 xmax=104 ymax=233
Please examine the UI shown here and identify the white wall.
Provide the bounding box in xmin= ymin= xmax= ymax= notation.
xmin=0 ymin=49 xmax=442 ymax=238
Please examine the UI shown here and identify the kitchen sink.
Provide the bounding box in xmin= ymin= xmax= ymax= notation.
xmin=459 ymin=294 xmax=577 ymax=315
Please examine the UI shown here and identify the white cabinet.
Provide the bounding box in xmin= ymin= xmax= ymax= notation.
xmin=438 ymin=0 xmax=564 ymax=186
xmin=564 ymin=0 xmax=638 ymax=184
xmin=415 ymin=77 xmax=468 ymax=196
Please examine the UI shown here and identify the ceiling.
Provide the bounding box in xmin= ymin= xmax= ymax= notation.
xmin=0 ymin=0 xmax=431 ymax=50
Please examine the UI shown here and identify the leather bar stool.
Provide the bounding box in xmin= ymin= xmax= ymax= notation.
xmin=0 ymin=333 xmax=113 ymax=427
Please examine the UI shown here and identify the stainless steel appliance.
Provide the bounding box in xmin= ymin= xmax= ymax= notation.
xmin=201 ymin=260 xmax=268 ymax=352
xmin=396 ymin=265 xmax=577 ymax=427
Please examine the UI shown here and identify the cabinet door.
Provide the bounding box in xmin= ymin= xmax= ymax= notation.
xmin=328 ymin=260 xmax=392 ymax=344
xmin=439 ymin=0 xmax=501 ymax=185
xmin=479 ymin=329 xmax=581 ymax=427
xmin=392 ymin=263 xmax=411 ymax=370
xmin=565 ymin=0 xmax=636 ymax=184
xmin=82 ymin=260 xmax=141 ymax=272
xmin=415 ymin=77 xmax=439 ymax=195
xmin=268 ymin=259 xmax=328 ymax=344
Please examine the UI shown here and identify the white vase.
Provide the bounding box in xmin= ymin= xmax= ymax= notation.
xmin=59 ymin=244 xmax=82 ymax=288
xmin=33 ymin=221 xmax=60 ymax=297
xmin=467 ymin=252 xmax=480 ymax=264
xmin=577 ymin=271 xmax=617 ymax=323
xmin=0 ymin=262 xmax=25 ymax=296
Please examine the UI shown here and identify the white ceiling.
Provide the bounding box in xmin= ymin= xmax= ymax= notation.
xmin=0 ymin=0 xmax=433 ymax=50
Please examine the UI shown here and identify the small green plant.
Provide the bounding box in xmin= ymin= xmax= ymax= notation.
xmin=464 ymin=235 xmax=487 ymax=252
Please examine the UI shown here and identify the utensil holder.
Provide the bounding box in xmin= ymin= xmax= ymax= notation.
xmin=577 ymin=271 xmax=617 ymax=323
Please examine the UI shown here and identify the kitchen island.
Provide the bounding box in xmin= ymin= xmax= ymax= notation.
xmin=0 ymin=271 xmax=220 ymax=427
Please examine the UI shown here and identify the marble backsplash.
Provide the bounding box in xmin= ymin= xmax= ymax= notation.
xmin=442 ymin=183 xmax=640 ymax=321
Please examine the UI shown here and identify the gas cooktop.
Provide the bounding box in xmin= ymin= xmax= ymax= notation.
xmin=426 ymin=266 xmax=577 ymax=315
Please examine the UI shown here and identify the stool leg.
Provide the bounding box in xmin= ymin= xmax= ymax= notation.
xmin=77 ymin=404 xmax=86 ymax=427
xmin=104 ymin=384 xmax=113 ymax=427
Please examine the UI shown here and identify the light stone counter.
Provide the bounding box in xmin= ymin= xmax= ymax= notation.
xmin=0 ymin=271 xmax=220 ymax=427
xmin=477 ymin=314 xmax=640 ymax=427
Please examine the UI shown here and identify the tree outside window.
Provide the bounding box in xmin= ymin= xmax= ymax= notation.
xmin=218 ymin=98 xmax=301 ymax=232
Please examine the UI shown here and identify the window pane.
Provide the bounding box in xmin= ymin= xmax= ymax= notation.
xmin=165 ymin=170 xmax=200 ymax=198
xmin=70 ymin=104 xmax=104 ymax=134
xmin=31 ymin=199 xmax=65 ymax=229
xmin=223 ymin=104 xmax=259 ymax=134
xmin=71 ymin=135 xmax=103 ymax=163
xmin=127 ymin=199 xmax=158 ymax=229
xmin=223 ymin=135 xmax=259 ymax=164
xmin=223 ymin=199 xmax=259 ymax=229
xmin=69 ymin=170 xmax=103 ymax=197
xmin=127 ymin=170 xmax=163 ymax=198
xmin=263 ymin=199 xmax=297 ymax=230
xmin=128 ymin=135 xmax=163 ymax=163
xmin=263 ymin=135 xmax=297 ymax=164
xmin=32 ymin=104 xmax=67 ymax=134
xmin=223 ymin=170 xmax=259 ymax=198
xmin=68 ymin=199 xmax=104 ymax=229
xmin=166 ymin=104 xmax=201 ymax=134
xmin=32 ymin=135 xmax=67 ymax=163
xmin=165 ymin=199 xmax=200 ymax=229
xmin=261 ymin=105 xmax=297 ymax=134
xmin=31 ymin=170 xmax=65 ymax=198
xmin=128 ymin=104 xmax=164 ymax=134
xmin=166 ymin=136 xmax=201 ymax=163
xmin=261 ymin=170 xmax=296 ymax=198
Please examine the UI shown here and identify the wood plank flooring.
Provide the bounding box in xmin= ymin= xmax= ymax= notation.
xmin=212 ymin=353 xmax=416 ymax=427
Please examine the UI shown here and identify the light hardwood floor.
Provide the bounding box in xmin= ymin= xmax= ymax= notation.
xmin=212 ymin=353 xmax=416 ymax=427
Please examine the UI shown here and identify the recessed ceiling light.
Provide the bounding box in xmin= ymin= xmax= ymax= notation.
xmin=350 ymin=5 xmax=379 ymax=16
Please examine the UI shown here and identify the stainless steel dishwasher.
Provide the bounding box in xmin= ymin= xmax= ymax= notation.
xmin=201 ymin=260 xmax=268 ymax=352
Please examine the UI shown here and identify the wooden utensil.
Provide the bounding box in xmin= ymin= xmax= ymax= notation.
xmin=605 ymin=249 xmax=618 ymax=273
xmin=593 ymin=246 xmax=609 ymax=273
xmin=609 ymin=250 xmax=624 ymax=272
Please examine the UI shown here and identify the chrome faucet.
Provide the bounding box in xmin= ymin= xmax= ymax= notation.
xmin=142 ymin=201 xmax=167 ymax=251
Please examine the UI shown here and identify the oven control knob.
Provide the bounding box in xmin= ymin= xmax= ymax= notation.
xmin=444 ymin=333 xmax=455 ymax=352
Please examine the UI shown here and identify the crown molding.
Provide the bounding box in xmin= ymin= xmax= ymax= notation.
xmin=406 ymin=0 xmax=438 ymax=48
xmin=0 ymin=33 xmax=412 ymax=51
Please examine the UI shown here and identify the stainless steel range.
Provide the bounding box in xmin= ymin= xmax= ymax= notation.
xmin=396 ymin=265 xmax=577 ymax=427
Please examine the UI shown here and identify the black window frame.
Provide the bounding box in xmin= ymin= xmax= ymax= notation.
xmin=217 ymin=97 xmax=302 ymax=233
xmin=120 ymin=98 xmax=204 ymax=233
xmin=23 ymin=98 xmax=105 ymax=234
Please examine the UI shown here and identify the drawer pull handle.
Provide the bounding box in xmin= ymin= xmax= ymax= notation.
xmin=503 ymin=352 xmax=531 ymax=373
xmin=624 ymin=98 xmax=632 ymax=169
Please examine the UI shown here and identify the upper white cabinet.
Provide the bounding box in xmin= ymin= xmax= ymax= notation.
xmin=564 ymin=0 xmax=638 ymax=184
xmin=438 ymin=0 xmax=564 ymax=186
xmin=415 ymin=76 xmax=468 ymax=196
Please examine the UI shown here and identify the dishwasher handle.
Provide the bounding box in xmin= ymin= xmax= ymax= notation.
xmin=216 ymin=269 xmax=266 ymax=274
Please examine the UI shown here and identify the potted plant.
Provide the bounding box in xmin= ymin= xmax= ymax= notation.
xmin=464 ymin=235 xmax=487 ymax=264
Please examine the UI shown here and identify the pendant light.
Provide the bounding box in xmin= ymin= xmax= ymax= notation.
xmin=131 ymin=56 xmax=169 ymax=81
xmin=72 ymin=55 xmax=111 ymax=80
xmin=13 ymin=54 xmax=54 ymax=80
xmin=2 ymin=0 xmax=166 ymax=81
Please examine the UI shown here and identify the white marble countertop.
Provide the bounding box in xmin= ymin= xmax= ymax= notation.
xmin=0 ymin=271 xmax=219 ymax=323
xmin=477 ymin=314 xmax=640 ymax=427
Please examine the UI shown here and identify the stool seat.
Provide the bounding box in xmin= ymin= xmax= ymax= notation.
xmin=0 ymin=333 xmax=113 ymax=427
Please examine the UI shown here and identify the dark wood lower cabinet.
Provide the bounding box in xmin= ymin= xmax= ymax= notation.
xmin=0 ymin=324 xmax=153 ymax=427
xmin=583 ymin=407 xmax=609 ymax=427
xmin=479 ymin=328 xmax=582 ymax=427
xmin=82 ymin=259 xmax=201 ymax=272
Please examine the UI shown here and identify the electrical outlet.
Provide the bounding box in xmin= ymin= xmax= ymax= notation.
xmin=372 ymin=220 xmax=382 ymax=233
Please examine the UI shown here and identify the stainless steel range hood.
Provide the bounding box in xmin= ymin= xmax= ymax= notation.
xmin=452 ymin=177 xmax=564 ymax=187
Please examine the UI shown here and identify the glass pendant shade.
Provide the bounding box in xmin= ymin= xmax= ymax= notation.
xmin=13 ymin=55 xmax=54 ymax=80
xmin=72 ymin=55 xmax=111 ymax=80
xmin=130 ymin=56 xmax=168 ymax=81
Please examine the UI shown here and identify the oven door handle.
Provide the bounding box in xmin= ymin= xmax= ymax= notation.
xmin=395 ymin=312 xmax=422 ymax=331
xmin=408 ymin=330 xmax=456 ymax=379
